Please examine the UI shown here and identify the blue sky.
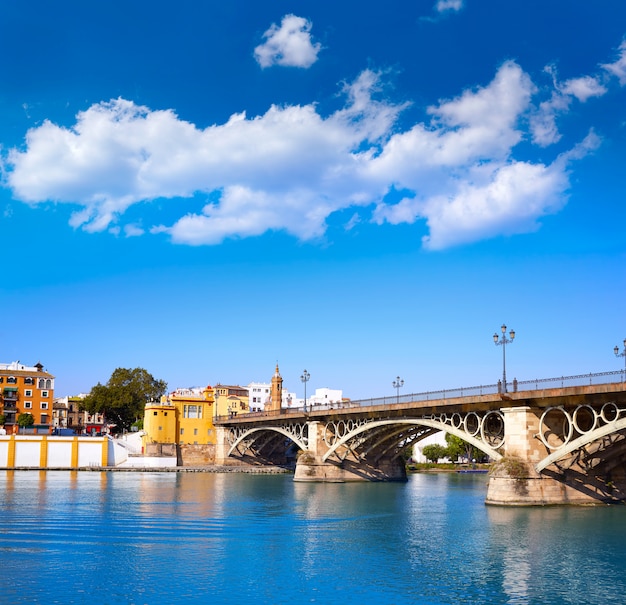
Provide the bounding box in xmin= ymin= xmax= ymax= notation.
xmin=1 ymin=0 xmax=625 ymax=399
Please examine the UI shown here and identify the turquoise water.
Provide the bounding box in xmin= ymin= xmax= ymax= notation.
xmin=1 ymin=471 xmax=626 ymax=604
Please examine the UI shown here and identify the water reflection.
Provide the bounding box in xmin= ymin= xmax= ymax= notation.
xmin=1 ymin=471 xmax=626 ymax=605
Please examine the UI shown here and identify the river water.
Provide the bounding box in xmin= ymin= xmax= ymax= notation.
xmin=1 ymin=470 xmax=626 ymax=605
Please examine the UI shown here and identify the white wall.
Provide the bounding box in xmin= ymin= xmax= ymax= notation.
xmin=47 ymin=441 xmax=73 ymax=467
xmin=412 ymin=432 xmax=449 ymax=463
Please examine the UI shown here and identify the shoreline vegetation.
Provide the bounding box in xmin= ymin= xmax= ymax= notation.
xmin=407 ymin=462 xmax=491 ymax=473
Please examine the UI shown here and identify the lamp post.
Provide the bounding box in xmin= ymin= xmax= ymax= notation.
xmin=300 ymin=370 xmax=310 ymax=412
xmin=392 ymin=376 xmax=404 ymax=404
xmin=493 ymin=324 xmax=515 ymax=393
xmin=614 ymin=339 xmax=626 ymax=381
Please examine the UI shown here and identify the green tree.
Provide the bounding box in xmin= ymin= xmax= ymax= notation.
xmin=83 ymin=368 xmax=167 ymax=432
xmin=422 ymin=443 xmax=448 ymax=463
xmin=17 ymin=413 xmax=35 ymax=430
xmin=0 ymin=413 xmax=6 ymax=426
xmin=445 ymin=433 xmax=484 ymax=463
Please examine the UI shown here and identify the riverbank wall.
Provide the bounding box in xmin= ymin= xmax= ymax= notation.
xmin=0 ymin=435 xmax=289 ymax=473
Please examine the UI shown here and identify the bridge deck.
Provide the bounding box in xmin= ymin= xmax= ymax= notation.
xmin=216 ymin=376 xmax=626 ymax=427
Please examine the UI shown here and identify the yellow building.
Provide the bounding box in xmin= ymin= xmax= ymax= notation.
xmin=214 ymin=384 xmax=249 ymax=418
xmin=143 ymin=386 xmax=216 ymax=446
xmin=0 ymin=361 xmax=55 ymax=432
xmin=173 ymin=387 xmax=216 ymax=445
xmin=143 ymin=399 xmax=177 ymax=444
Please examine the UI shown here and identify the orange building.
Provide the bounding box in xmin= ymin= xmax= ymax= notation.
xmin=0 ymin=361 xmax=55 ymax=432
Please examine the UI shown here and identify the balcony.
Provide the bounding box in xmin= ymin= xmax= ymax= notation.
xmin=2 ymin=402 xmax=17 ymax=411
xmin=2 ymin=388 xmax=18 ymax=401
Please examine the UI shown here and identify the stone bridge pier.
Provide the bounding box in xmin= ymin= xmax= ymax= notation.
xmin=293 ymin=421 xmax=407 ymax=482
xmin=486 ymin=404 xmax=626 ymax=505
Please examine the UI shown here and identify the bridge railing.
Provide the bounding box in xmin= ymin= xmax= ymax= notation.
xmin=214 ymin=370 xmax=625 ymax=422
xmin=347 ymin=370 xmax=625 ymax=409
xmin=514 ymin=370 xmax=625 ymax=391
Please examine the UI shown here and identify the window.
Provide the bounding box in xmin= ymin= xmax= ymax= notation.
xmin=41 ymin=391 xmax=49 ymax=398
xmin=46 ymin=379 xmax=52 ymax=389
xmin=38 ymin=379 xmax=45 ymax=389
xmin=24 ymin=377 xmax=33 ymax=385
xmin=180 ymin=428 xmax=184 ymax=435
xmin=41 ymin=402 xmax=48 ymax=410
xmin=41 ymin=414 xmax=49 ymax=424
xmin=183 ymin=405 xmax=202 ymax=419
xmin=7 ymin=376 xmax=16 ymax=384
xmin=194 ymin=428 xmax=198 ymax=436
xmin=158 ymin=426 xmax=162 ymax=431
xmin=24 ymin=401 xmax=32 ymax=409
xmin=153 ymin=411 xmax=158 ymax=416
xmin=25 ymin=390 xmax=32 ymax=397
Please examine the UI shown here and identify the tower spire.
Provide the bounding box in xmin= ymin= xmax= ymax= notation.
xmin=270 ymin=363 xmax=283 ymax=413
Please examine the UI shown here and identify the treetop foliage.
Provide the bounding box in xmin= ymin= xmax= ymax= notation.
xmin=83 ymin=367 xmax=167 ymax=432
xmin=17 ymin=413 xmax=35 ymax=428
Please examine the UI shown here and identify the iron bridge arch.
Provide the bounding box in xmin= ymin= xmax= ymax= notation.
xmin=320 ymin=412 xmax=505 ymax=464
xmin=226 ymin=423 xmax=309 ymax=464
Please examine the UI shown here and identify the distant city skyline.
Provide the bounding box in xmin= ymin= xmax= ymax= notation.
xmin=1 ymin=1 xmax=625 ymax=399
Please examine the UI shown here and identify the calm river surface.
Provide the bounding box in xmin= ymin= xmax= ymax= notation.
xmin=1 ymin=470 xmax=626 ymax=604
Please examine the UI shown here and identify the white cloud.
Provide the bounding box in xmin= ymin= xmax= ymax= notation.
xmin=435 ymin=0 xmax=464 ymax=13
xmin=254 ymin=14 xmax=321 ymax=68
xmin=5 ymin=53 xmax=602 ymax=250
xmin=365 ymin=62 xmax=533 ymax=188
xmin=602 ymin=40 xmax=626 ymax=85
xmin=561 ymin=75 xmax=607 ymax=101
xmin=530 ymin=68 xmax=607 ymax=146
xmin=7 ymin=71 xmax=402 ymax=243
xmin=124 ymin=224 xmax=144 ymax=237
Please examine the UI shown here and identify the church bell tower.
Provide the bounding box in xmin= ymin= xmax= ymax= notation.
xmin=269 ymin=364 xmax=283 ymax=413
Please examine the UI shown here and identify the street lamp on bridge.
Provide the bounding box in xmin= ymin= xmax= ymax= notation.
xmin=392 ymin=376 xmax=404 ymax=404
xmin=614 ymin=339 xmax=626 ymax=380
xmin=301 ymin=369 xmax=311 ymax=412
xmin=493 ymin=324 xmax=515 ymax=393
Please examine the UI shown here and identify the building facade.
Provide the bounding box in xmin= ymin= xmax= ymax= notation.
xmin=0 ymin=361 xmax=55 ymax=432
xmin=214 ymin=384 xmax=249 ymax=417
xmin=307 ymin=387 xmax=344 ymax=408
xmin=143 ymin=386 xmax=216 ymax=446
xmin=248 ymin=382 xmax=271 ymax=412
xmin=52 ymin=394 xmax=105 ymax=434
xmin=143 ymin=400 xmax=177 ymax=445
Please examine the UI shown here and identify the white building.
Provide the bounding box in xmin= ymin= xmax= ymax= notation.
xmin=247 ymin=382 xmax=270 ymax=412
xmin=412 ymin=432 xmax=449 ymax=463
xmin=248 ymin=381 xmax=298 ymax=411
xmin=306 ymin=387 xmax=343 ymax=409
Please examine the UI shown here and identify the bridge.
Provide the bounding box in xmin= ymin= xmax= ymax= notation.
xmin=214 ymin=371 xmax=626 ymax=505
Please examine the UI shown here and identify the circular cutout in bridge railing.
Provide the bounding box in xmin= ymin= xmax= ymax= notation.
xmin=464 ymin=412 xmax=481 ymax=437
xmin=539 ymin=406 xmax=574 ymax=450
xmin=600 ymin=402 xmax=620 ymax=424
xmin=481 ymin=411 xmax=505 ymax=448
xmin=572 ymin=405 xmax=597 ymax=434
xmin=323 ymin=422 xmax=337 ymax=446
xmin=451 ymin=413 xmax=463 ymax=429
